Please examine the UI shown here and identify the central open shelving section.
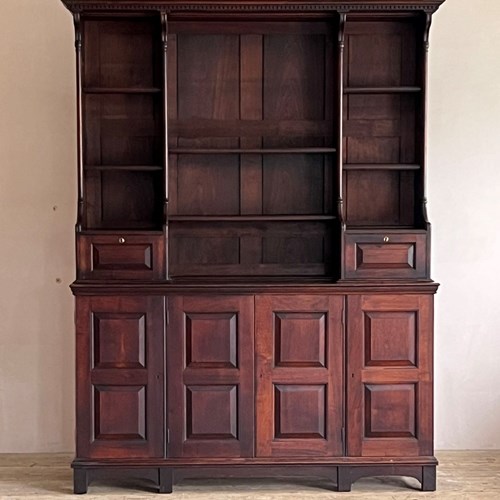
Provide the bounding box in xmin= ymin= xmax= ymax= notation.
xmin=166 ymin=19 xmax=338 ymax=278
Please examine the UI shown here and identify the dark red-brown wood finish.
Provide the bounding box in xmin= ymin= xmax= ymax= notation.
xmin=75 ymin=296 xmax=165 ymax=459
xmin=347 ymin=294 xmax=433 ymax=457
xmin=167 ymin=295 xmax=255 ymax=458
xmin=255 ymin=295 xmax=344 ymax=458
xmin=61 ymin=0 xmax=445 ymax=494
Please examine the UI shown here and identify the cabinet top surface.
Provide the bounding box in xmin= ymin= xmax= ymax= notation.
xmin=62 ymin=0 xmax=446 ymax=13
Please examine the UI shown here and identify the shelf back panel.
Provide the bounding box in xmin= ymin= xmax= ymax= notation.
xmin=84 ymin=94 xmax=163 ymax=166
xmin=344 ymin=170 xmax=415 ymax=227
xmin=85 ymin=170 xmax=163 ymax=230
xmin=344 ymin=20 xmax=417 ymax=88
xmin=170 ymin=21 xmax=334 ymax=148
xmin=83 ymin=18 xmax=161 ymax=89
xmin=169 ymin=221 xmax=335 ymax=278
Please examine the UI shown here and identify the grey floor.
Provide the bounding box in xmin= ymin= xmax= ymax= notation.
xmin=0 ymin=451 xmax=499 ymax=499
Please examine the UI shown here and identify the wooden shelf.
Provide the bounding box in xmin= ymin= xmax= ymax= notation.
xmin=346 ymin=226 xmax=427 ymax=233
xmin=169 ymin=148 xmax=336 ymax=155
xmin=79 ymin=229 xmax=164 ymax=235
xmin=343 ymin=164 xmax=421 ymax=171
xmin=83 ymin=87 xmax=162 ymax=94
xmin=344 ymin=86 xmax=421 ymax=94
xmin=90 ymin=223 xmax=162 ymax=230
xmin=169 ymin=215 xmax=336 ymax=222
xmin=84 ymin=165 xmax=163 ymax=171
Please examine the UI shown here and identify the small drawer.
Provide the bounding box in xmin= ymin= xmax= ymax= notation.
xmin=77 ymin=233 xmax=166 ymax=280
xmin=344 ymin=231 xmax=428 ymax=280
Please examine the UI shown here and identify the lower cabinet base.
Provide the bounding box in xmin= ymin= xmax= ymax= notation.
xmin=336 ymin=464 xmax=437 ymax=492
xmin=72 ymin=460 xmax=437 ymax=494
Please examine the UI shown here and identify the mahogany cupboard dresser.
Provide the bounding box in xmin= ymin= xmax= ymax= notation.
xmin=60 ymin=0 xmax=446 ymax=494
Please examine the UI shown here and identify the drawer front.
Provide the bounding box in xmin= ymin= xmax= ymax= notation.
xmin=344 ymin=232 xmax=428 ymax=279
xmin=78 ymin=234 xmax=166 ymax=280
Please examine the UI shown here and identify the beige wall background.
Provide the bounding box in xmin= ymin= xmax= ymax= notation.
xmin=0 ymin=0 xmax=498 ymax=452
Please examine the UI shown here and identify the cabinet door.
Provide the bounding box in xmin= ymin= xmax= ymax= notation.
xmin=255 ymin=295 xmax=343 ymax=457
xmin=347 ymin=294 xmax=433 ymax=457
xmin=76 ymin=296 xmax=164 ymax=458
xmin=167 ymin=296 xmax=254 ymax=457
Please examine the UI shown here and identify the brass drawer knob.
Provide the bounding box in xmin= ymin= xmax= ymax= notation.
xmin=383 ymin=236 xmax=390 ymax=243
xmin=118 ymin=237 xmax=126 ymax=244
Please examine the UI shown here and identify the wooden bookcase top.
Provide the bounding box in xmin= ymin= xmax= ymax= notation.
xmin=61 ymin=0 xmax=447 ymax=14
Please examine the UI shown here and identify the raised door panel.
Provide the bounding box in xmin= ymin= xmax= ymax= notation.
xmin=167 ymin=296 xmax=254 ymax=457
xmin=75 ymin=296 xmax=164 ymax=458
xmin=255 ymin=295 xmax=343 ymax=457
xmin=347 ymin=295 xmax=433 ymax=457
